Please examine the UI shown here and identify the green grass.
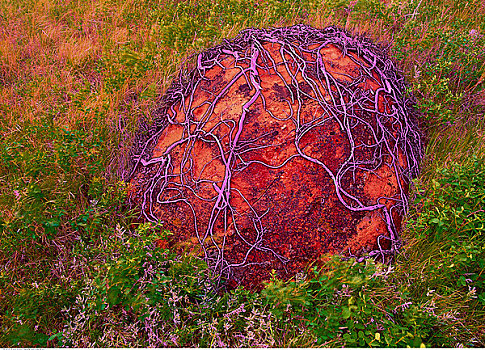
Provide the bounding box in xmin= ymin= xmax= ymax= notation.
xmin=0 ymin=0 xmax=484 ymax=347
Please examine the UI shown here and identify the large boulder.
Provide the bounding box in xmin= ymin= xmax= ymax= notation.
xmin=129 ymin=25 xmax=423 ymax=290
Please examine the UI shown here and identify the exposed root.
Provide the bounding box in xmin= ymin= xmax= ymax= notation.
xmin=128 ymin=25 xmax=424 ymax=289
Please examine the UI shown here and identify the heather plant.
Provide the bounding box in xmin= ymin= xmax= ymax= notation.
xmin=1 ymin=0 xmax=484 ymax=347
xmin=262 ymin=257 xmax=439 ymax=347
xmin=57 ymin=222 xmax=289 ymax=347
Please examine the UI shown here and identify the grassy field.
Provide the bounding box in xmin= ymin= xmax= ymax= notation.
xmin=0 ymin=0 xmax=484 ymax=347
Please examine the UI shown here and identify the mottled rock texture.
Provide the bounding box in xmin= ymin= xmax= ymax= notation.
xmin=129 ymin=25 xmax=423 ymax=290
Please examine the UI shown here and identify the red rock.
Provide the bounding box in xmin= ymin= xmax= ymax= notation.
xmin=130 ymin=25 xmax=423 ymax=290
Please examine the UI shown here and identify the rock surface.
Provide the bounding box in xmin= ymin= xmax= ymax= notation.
xmin=130 ymin=25 xmax=423 ymax=290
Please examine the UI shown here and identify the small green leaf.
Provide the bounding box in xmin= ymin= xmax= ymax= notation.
xmin=48 ymin=332 xmax=63 ymax=341
xmin=342 ymin=306 xmax=351 ymax=319
xmin=107 ymin=286 xmax=121 ymax=306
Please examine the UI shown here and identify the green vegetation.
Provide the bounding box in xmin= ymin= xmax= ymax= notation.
xmin=1 ymin=0 xmax=484 ymax=346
